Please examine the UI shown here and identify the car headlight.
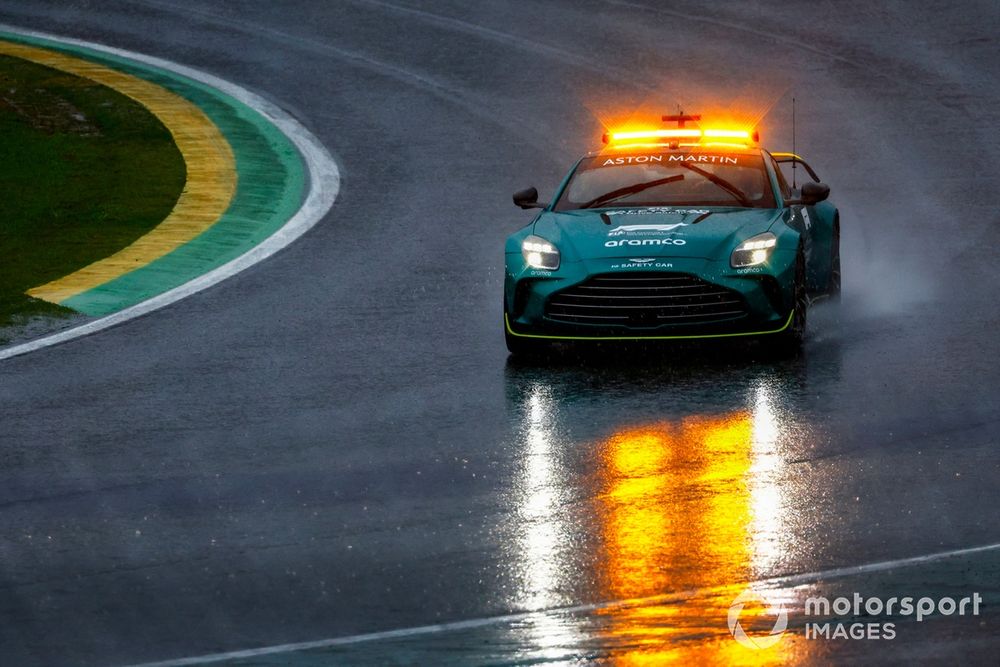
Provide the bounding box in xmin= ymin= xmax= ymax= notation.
xmin=731 ymin=232 xmax=777 ymax=268
xmin=522 ymin=235 xmax=560 ymax=270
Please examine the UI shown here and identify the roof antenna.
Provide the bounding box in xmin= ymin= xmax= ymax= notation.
xmin=791 ymin=96 xmax=797 ymax=189
xmin=663 ymin=108 xmax=701 ymax=128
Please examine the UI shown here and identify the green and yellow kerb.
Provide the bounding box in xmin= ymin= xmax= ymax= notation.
xmin=0 ymin=32 xmax=306 ymax=319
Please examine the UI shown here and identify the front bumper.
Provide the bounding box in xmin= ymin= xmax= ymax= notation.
xmin=504 ymin=254 xmax=795 ymax=340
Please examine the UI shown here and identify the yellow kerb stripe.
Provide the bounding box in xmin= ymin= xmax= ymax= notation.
xmin=0 ymin=40 xmax=238 ymax=304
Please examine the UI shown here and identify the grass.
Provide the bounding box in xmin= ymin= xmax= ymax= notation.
xmin=0 ymin=53 xmax=185 ymax=336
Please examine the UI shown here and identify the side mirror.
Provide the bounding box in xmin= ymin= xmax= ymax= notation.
xmin=795 ymin=182 xmax=830 ymax=206
xmin=513 ymin=187 xmax=545 ymax=210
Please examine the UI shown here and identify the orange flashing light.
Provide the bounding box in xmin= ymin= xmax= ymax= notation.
xmin=602 ymin=129 xmax=701 ymax=145
xmin=602 ymin=126 xmax=759 ymax=147
xmin=703 ymin=128 xmax=751 ymax=139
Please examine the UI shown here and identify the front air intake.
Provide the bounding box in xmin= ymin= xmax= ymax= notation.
xmin=545 ymin=273 xmax=747 ymax=328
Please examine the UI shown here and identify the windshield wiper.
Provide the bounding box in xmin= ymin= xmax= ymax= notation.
xmin=676 ymin=162 xmax=753 ymax=207
xmin=580 ymin=174 xmax=685 ymax=209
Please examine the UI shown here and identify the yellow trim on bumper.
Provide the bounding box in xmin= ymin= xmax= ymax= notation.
xmin=504 ymin=310 xmax=794 ymax=341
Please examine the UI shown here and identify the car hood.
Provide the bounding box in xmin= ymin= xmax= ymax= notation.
xmin=532 ymin=207 xmax=784 ymax=262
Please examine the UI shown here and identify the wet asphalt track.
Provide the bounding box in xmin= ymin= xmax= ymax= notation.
xmin=1 ymin=1 xmax=1000 ymax=664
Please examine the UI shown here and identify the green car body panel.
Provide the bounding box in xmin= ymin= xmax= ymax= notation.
xmin=503 ymin=147 xmax=838 ymax=343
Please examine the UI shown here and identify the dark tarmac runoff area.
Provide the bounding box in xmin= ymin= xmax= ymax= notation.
xmin=1 ymin=1 xmax=1000 ymax=665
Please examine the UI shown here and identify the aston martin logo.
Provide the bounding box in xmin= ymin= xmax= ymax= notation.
xmin=628 ymin=258 xmax=657 ymax=263
xmin=608 ymin=223 xmax=687 ymax=236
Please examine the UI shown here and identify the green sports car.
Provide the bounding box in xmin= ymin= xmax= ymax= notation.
xmin=503 ymin=119 xmax=840 ymax=355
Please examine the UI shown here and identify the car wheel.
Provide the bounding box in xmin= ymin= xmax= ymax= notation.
xmin=828 ymin=220 xmax=841 ymax=303
xmin=764 ymin=248 xmax=807 ymax=353
xmin=504 ymin=308 xmax=546 ymax=357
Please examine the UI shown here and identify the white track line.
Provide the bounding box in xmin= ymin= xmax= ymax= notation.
xmin=0 ymin=25 xmax=340 ymax=362
xmin=128 ymin=541 xmax=1000 ymax=666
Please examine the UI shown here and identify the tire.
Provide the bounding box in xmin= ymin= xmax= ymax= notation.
xmin=504 ymin=307 xmax=547 ymax=357
xmin=764 ymin=248 xmax=807 ymax=353
xmin=505 ymin=325 xmax=539 ymax=356
xmin=828 ymin=220 xmax=841 ymax=303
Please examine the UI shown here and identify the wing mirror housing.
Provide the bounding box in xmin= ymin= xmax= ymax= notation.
xmin=788 ymin=181 xmax=830 ymax=206
xmin=513 ymin=187 xmax=545 ymax=209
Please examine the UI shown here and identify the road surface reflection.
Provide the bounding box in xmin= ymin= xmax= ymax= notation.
xmin=502 ymin=356 xmax=832 ymax=663
xmin=595 ymin=409 xmax=795 ymax=664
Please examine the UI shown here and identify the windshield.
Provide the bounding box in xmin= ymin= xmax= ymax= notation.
xmin=554 ymin=151 xmax=776 ymax=210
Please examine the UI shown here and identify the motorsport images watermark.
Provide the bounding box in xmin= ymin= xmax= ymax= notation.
xmin=728 ymin=588 xmax=983 ymax=647
xmin=728 ymin=588 xmax=788 ymax=649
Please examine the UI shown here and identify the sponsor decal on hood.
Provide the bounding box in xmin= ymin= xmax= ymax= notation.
xmin=605 ymin=237 xmax=686 ymax=248
xmin=607 ymin=223 xmax=688 ymax=236
xmin=604 ymin=208 xmax=710 ymax=216
xmin=612 ymin=258 xmax=674 ymax=268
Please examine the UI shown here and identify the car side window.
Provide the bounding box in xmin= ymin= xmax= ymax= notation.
xmin=770 ymin=156 xmax=792 ymax=199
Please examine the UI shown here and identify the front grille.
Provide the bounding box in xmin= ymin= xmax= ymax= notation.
xmin=545 ymin=273 xmax=747 ymax=328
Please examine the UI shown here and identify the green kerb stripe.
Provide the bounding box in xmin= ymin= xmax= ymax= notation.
xmin=0 ymin=31 xmax=306 ymax=317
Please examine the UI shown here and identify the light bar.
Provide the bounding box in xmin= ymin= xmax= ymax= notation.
xmin=606 ymin=129 xmax=702 ymax=142
xmin=703 ymin=129 xmax=751 ymax=139
xmin=603 ymin=126 xmax=758 ymax=145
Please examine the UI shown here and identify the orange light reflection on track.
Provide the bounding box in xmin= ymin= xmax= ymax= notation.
xmin=596 ymin=414 xmax=800 ymax=665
